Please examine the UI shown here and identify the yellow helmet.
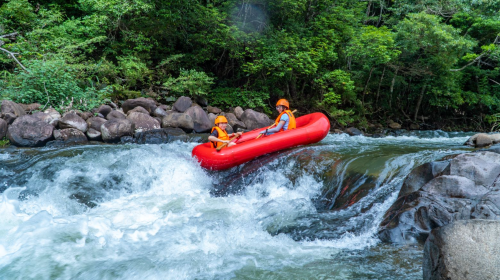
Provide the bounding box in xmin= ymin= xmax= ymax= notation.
xmin=214 ymin=115 xmax=228 ymax=125
xmin=276 ymin=99 xmax=289 ymax=109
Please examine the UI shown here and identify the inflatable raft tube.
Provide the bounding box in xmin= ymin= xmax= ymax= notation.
xmin=192 ymin=112 xmax=330 ymax=170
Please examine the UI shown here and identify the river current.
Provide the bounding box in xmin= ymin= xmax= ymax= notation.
xmin=0 ymin=131 xmax=474 ymax=279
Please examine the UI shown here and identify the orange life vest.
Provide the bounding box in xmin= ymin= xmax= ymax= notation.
xmin=210 ymin=126 xmax=229 ymax=148
xmin=274 ymin=110 xmax=296 ymax=131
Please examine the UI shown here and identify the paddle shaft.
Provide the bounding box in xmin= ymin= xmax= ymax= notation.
xmin=216 ymin=134 xmax=240 ymax=151
xmin=256 ymin=109 xmax=297 ymax=139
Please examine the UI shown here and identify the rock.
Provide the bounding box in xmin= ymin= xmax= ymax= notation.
xmin=161 ymin=112 xmax=194 ymax=133
xmin=424 ymin=220 xmax=500 ymax=280
xmin=106 ymin=110 xmax=126 ymax=120
xmin=379 ymin=151 xmax=500 ymax=244
xmin=207 ymin=113 xmax=217 ymax=126
xmin=409 ymin=123 xmax=420 ymax=130
xmin=86 ymin=117 xmax=107 ymax=131
xmin=241 ymin=109 xmax=272 ymax=130
xmin=195 ymin=96 xmax=208 ymax=107
xmin=2 ymin=113 xmax=17 ymax=125
xmin=233 ymin=106 xmax=244 ymax=120
xmin=21 ymin=103 xmax=41 ymax=112
xmin=490 ymin=134 xmax=500 ymax=144
xmin=97 ymin=105 xmax=113 ymax=117
xmin=207 ymin=106 xmax=222 ymax=114
xmin=332 ymin=129 xmax=343 ymax=134
xmin=7 ymin=115 xmax=54 ymax=147
xmin=345 ymin=127 xmax=363 ymax=136
xmin=225 ymin=112 xmax=246 ymax=131
xmin=86 ymin=128 xmax=102 ymax=141
xmin=59 ymin=113 xmax=88 ymax=132
xmin=79 ymin=112 xmax=93 ymax=120
xmin=184 ymin=106 xmax=211 ymax=133
xmin=127 ymin=112 xmax=161 ymax=132
xmin=0 ymin=118 xmax=7 ymax=139
xmin=101 ymin=119 xmax=135 ymax=143
xmin=159 ymin=104 xmax=171 ymax=111
xmin=465 ymin=133 xmax=495 ymax=148
xmin=172 ymin=96 xmax=192 ymax=113
xmin=133 ymin=128 xmax=189 ymax=144
xmin=120 ymin=136 xmax=135 ymax=144
xmin=122 ymin=97 xmax=157 ymax=114
xmin=153 ymin=107 xmax=168 ymax=118
xmin=43 ymin=108 xmax=61 ymax=126
xmin=127 ymin=106 xmax=150 ymax=115
xmin=388 ymin=121 xmax=401 ymax=129
xmin=1 ymin=100 xmax=25 ymax=119
xmin=53 ymin=128 xmax=88 ymax=144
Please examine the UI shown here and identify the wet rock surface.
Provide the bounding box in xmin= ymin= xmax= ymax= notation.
xmin=7 ymin=115 xmax=54 ymax=147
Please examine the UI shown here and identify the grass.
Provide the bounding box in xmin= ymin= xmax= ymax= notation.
xmin=0 ymin=137 xmax=10 ymax=148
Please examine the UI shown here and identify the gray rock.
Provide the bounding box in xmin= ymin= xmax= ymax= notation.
xmin=86 ymin=117 xmax=107 ymax=131
xmin=1 ymin=100 xmax=25 ymax=119
xmin=172 ymin=96 xmax=192 ymax=113
xmin=86 ymin=128 xmax=102 ymax=141
xmin=159 ymin=104 xmax=171 ymax=111
xmin=153 ymin=107 xmax=168 ymax=118
xmin=127 ymin=106 xmax=149 ymax=115
xmin=184 ymin=106 xmax=211 ymax=133
xmin=207 ymin=106 xmax=222 ymax=114
xmin=0 ymin=118 xmax=7 ymax=139
xmin=122 ymin=97 xmax=157 ymax=114
xmin=424 ymin=220 xmax=500 ymax=280
xmin=78 ymin=111 xmax=93 ymax=121
xmin=471 ymin=190 xmax=500 ymax=220
xmin=59 ymin=113 xmax=88 ymax=132
xmin=208 ymin=113 xmax=217 ymax=126
xmin=101 ymin=119 xmax=135 ymax=143
xmin=106 ymin=110 xmax=126 ymax=120
xmin=127 ymin=112 xmax=161 ymax=132
xmin=97 ymin=105 xmax=112 ymax=117
xmin=241 ymin=109 xmax=272 ymax=130
xmin=345 ymin=127 xmax=363 ymax=136
xmin=225 ymin=112 xmax=246 ymax=131
xmin=133 ymin=128 xmax=189 ymax=144
xmin=195 ymin=96 xmax=208 ymax=107
xmin=53 ymin=128 xmax=88 ymax=143
xmin=449 ymin=152 xmax=500 ymax=187
xmin=42 ymin=108 xmax=61 ymax=126
xmin=388 ymin=121 xmax=401 ymax=129
xmin=234 ymin=106 xmax=244 ymax=120
xmin=409 ymin=123 xmax=420 ymax=130
xmin=161 ymin=112 xmax=194 ymax=133
xmin=2 ymin=113 xmax=16 ymax=125
xmin=20 ymin=103 xmax=41 ymax=113
xmin=7 ymin=115 xmax=54 ymax=147
xmin=475 ymin=133 xmax=493 ymax=148
xmin=421 ymin=175 xmax=488 ymax=199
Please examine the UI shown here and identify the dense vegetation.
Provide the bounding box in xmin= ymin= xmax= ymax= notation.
xmin=1 ymin=0 xmax=499 ymax=130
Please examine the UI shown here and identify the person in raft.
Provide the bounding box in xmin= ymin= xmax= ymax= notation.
xmin=208 ymin=116 xmax=243 ymax=149
xmin=259 ymin=99 xmax=296 ymax=136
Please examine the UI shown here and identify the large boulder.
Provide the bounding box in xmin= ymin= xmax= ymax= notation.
xmin=53 ymin=128 xmax=88 ymax=144
xmin=0 ymin=118 xmax=7 ymax=139
xmin=86 ymin=128 xmax=102 ymax=141
xmin=207 ymin=106 xmax=221 ymax=114
xmin=424 ymin=220 xmax=500 ymax=280
xmin=464 ymin=133 xmax=500 ymax=148
xmin=153 ymin=107 xmax=168 ymax=118
xmin=241 ymin=109 xmax=272 ymax=130
xmin=86 ymin=117 xmax=107 ymax=131
xmin=207 ymin=113 xmax=217 ymax=126
xmin=133 ymin=128 xmax=189 ymax=144
xmin=127 ymin=112 xmax=161 ymax=132
xmin=7 ymin=115 xmax=54 ymax=147
xmin=225 ymin=112 xmax=246 ymax=131
xmin=2 ymin=113 xmax=17 ymax=125
xmin=184 ymin=106 xmax=211 ymax=133
xmin=161 ymin=112 xmax=194 ymax=133
xmin=172 ymin=96 xmax=192 ymax=113
xmin=101 ymin=119 xmax=135 ymax=143
xmin=122 ymin=97 xmax=157 ymax=114
xmin=378 ymin=151 xmax=500 ymax=244
xmin=97 ymin=105 xmax=112 ymax=117
xmin=43 ymin=108 xmax=61 ymax=126
xmin=1 ymin=100 xmax=25 ymax=119
xmin=59 ymin=113 xmax=88 ymax=132
xmin=234 ymin=106 xmax=244 ymax=120
xmin=127 ymin=106 xmax=149 ymax=115
xmin=106 ymin=110 xmax=126 ymax=120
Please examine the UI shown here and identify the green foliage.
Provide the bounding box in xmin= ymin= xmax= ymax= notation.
xmin=0 ymin=59 xmax=110 ymax=112
xmin=0 ymin=137 xmax=9 ymax=148
xmin=164 ymin=69 xmax=215 ymax=97
xmin=210 ymin=88 xmax=270 ymax=113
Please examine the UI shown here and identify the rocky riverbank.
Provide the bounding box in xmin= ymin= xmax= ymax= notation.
xmin=0 ymin=97 xmax=274 ymax=147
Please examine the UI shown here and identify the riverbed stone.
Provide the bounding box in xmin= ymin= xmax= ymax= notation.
xmin=59 ymin=113 xmax=88 ymax=133
xmin=173 ymin=96 xmax=192 ymax=113
xmin=127 ymin=112 xmax=161 ymax=132
xmin=2 ymin=113 xmax=17 ymax=125
xmin=241 ymin=109 xmax=272 ymax=130
xmin=86 ymin=128 xmax=102 ymax=141
xmin=234 ymin=106 xmax=244 ymax=120
xmin=153 ymin=107 xmax=168 ymax=118
xmin=133 ymin=128 xmax=188 ymax=144
xmin=53 ymin=128 xmax=88 ymax=144
xmin=184 ymin=106 xmax=211 ymax=133
xmin=101 ymin=119 xmax=135 ymax=143
xmin=21 ymin=103 xmax=41 ymax=112
xmin=345 ymin=127 xmax=363 ymax=136
xmin=127 ymin=106 xmax=149 ymax=116
xmin=423 ymin=220 xmax=500 ymax=280
xmin=7 ymin=115 xmax=54 ymax=147
xmin=122 ymin=97 xmax=157 ymax=114
xmin=465 ymin=133 xmax=496 ymax=148
xmin=78 ymin=111 xmax=93 ymax=121
xmin=225 ymin=112 xmax=246 ymax=131
xmin=388 ymin=121 xmax=401 ymax=129
xmin=207 ymin=106 xmax=221 ymax=114
xmin=106 ymin=110 xmax=126 ymax=120
xmin=86 ymin=117 xmax=107 ymax=131
xmin=409 ymin=123 xmax=420 ymax=130
xmin=1 ymin=100 xmax=25 ymax=119
xmin=162 ymin=112 xmax=194 ymax=133
xmin=0 ymin=118 xmax=7 ymax=139
xmin=208 ymin=113 xmax=217 ymax=126
xmin=43 ymin=108 xmax=61 ymax=126
xmin=97 ymin=105 xmax=112 ymax=117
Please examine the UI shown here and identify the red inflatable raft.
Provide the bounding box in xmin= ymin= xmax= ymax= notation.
xmin=192 ymin=112 xmax=330 ymax=170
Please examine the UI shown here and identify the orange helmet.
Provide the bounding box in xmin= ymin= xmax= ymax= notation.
xmin=214 ymin=115 xmax=228 ymax=125
xmin=276 ymin=99 xmax=289 ymax=109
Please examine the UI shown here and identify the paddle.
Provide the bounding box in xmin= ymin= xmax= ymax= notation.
xmin=256 ymin=109 xmax=297 ymax=139
xmin=216 ymin=134 xmax=240 ymax=151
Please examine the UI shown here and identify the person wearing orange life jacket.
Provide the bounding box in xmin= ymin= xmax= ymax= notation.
xmin=259 ymin=99 xmax=296 ymax=136
xmin=208 ymin=116 xmax=243 ymax=149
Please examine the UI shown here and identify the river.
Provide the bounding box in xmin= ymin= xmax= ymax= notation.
xmin=0 ymin=131 xmax=474 ymax=279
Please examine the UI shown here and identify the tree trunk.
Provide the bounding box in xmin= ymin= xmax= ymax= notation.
xmin=362 ymin=66 xmax=375 ymax=108
xmin=389 ymin=68 xmax=398 ymax=109
xmin=376 ymin=66 xmax=386 ymax=106
xmin=414 ymin=84 xmax=426 ymax=121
